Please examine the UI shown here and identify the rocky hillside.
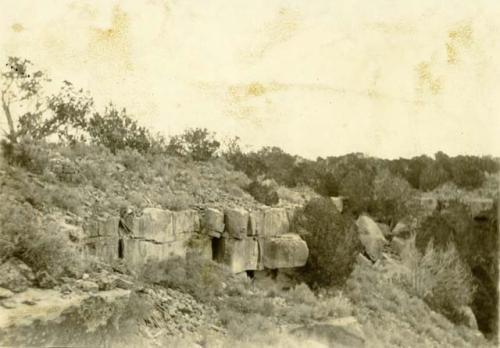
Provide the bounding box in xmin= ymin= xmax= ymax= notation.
xmin=0 ymin=141 xmax=497 ymax=347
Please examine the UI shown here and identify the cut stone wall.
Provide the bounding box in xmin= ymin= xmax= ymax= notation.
xmin=85 ymin=205 xmax=308 ymax=273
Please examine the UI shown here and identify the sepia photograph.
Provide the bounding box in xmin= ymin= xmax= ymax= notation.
xmin=0 ymin=1 xmax=499 ymax=347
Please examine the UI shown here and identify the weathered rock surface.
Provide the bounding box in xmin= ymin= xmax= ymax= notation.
xmin=262 ymin=208 xmax=289 ymax=237
xmin=224 ymin=238 xmax=260 ymax=273
xmin=248 ymin=209 xmax=265 ymax=236
xmin=224 ymin=207 xmax=249 ymax=238
xmin=125 ymin=239 xmax=188 ymax=266
xmin=132 ymin=208 xmax=174 ymax=242
xmin=290 ymin=316 xmax=366 ymax=348
xmin=261 ymin=234 xmax=308 ymax=269
xmin=0 ymin=258 xmax=35 ymax=293
xmin=203 ymin=208 xmax=225 ymax=233
xmin=355 ymin=216 xmax=387 ymax=261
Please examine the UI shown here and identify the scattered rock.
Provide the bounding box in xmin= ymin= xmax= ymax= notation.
xmin=1 ymin=299 xmax=18 ymax=309
xmin=0 ymin=288 xmax=14 ymax=300
xmin=75 ymin=280 xmax=99 ymax=293
xmin=0 ymin=258 xmax=35 ymax=293
xmin=36 ymin=271 xmax=58 ymax=289
xmin=114 ymin=277 xmax=134 ymax=290
xmin=22 ymin=299 xmax=37 ymax=306
xmin=60 ymin=284 xmax=72 ymax=295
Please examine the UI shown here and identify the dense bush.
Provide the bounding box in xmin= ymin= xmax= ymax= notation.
xmin=245 ymin=180 xmax=279 ymax=206
xmin=166 ymin=128 xmax=220 ymax=161
xmin=293 ymin=197 xmax=362 ymax=287
xmin=87 ymin=104 xmax=158 ymax=154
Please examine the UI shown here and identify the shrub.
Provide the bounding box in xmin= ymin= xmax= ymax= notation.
xmin=0 ymin=200 xmax=86 ymax=277
xmin=245 ymin=180 xmax=279 ymax=206
xmin=166 ymin=128 xmax=220 ymax=161
xmin=396 ymin=238 xmax=475 ymax=323
xmin=87 ymin=104 xmax=155 ymax=154
xmin=1 ymin=137 xmax=50 ymax=174
xmin=293 ymin=197 xmax=362 ymax=287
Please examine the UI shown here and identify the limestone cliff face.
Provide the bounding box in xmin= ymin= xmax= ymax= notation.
xmin=84 ymin=206 xmax=309 ymax=273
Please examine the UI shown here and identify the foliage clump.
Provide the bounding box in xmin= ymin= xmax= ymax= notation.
xmin=293 ymin=197 xmax=362 ymax=287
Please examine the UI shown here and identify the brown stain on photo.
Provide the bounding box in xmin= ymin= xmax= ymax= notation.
xmin=243 ymin=7 xmax=301 ymax=62
xmin=89 ymin=5 xmax=133 ymax=71
xmin=11 ymin=23 xmax=24 ymax=33
xmin=415 ymin=62 xmax=442 ymax=98
xmin=446 ymin=23 xmax=473 ymax=65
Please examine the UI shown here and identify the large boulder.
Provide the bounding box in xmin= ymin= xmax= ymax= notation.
xmin=0 ymin=258 xmax=35 ymax=293
xmin=262 ymin=208 xmax=290 ymax=237
xmin=355 ymin=216 xmax=387 ymax=261
xmin=223 ymin=237 xmax=260 ymax=273
xmin=224 ymin=208 xmax=249 ymax=239
xmin=203 ymin=208 xmax=225 ymax=233
xmin=261 ymin=234 xmax=308 ymax=269
xmin=290 ymin=316 xmax=366 ymax=347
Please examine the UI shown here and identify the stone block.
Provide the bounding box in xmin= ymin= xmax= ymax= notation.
xmin=262 ymin=208 xmax=290 ymax=237
xmin=248 ymin=209 xmax=265 ymax=236
xmin=203 ymin=208 xmax=225 ymax=233
xmin=224 ymin=237 xmax=260 ymax=273
xmin=261 ymin=234 xmax=308 ymax=269
xmin=85 ymin=236 xmax=119 ymax=263
xmin=173 ymin=210 xmax=200 ymax=235
xmin=125 ymin=239 xmax=187 ymax=267
xmin=224 ymin=207 xmax=249 ymax=238
xmin=132 ymin=208 xmax=174 ymax=243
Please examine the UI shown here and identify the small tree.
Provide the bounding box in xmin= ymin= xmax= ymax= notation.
xmin=1 ymin=57 xmax=48 ymax=142
xmin=167 ymin=128 xmax=220 ymax=161
xmin=87 ymin=104 xmax=153 ymax=154
xmin=294 ymin=197 xmax=362 ymax=287
xmin=1 ymin=57 xmax=93 ymax=143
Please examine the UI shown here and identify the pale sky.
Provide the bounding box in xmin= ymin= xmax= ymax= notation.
xmin=1 ymin=0 xmax=499 ymax=159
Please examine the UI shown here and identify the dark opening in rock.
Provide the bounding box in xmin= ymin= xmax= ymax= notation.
xmin=118 ymin=239 xmax=124 ymax=259
xmin=212 ymin=237 xmax=225 ymax=262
